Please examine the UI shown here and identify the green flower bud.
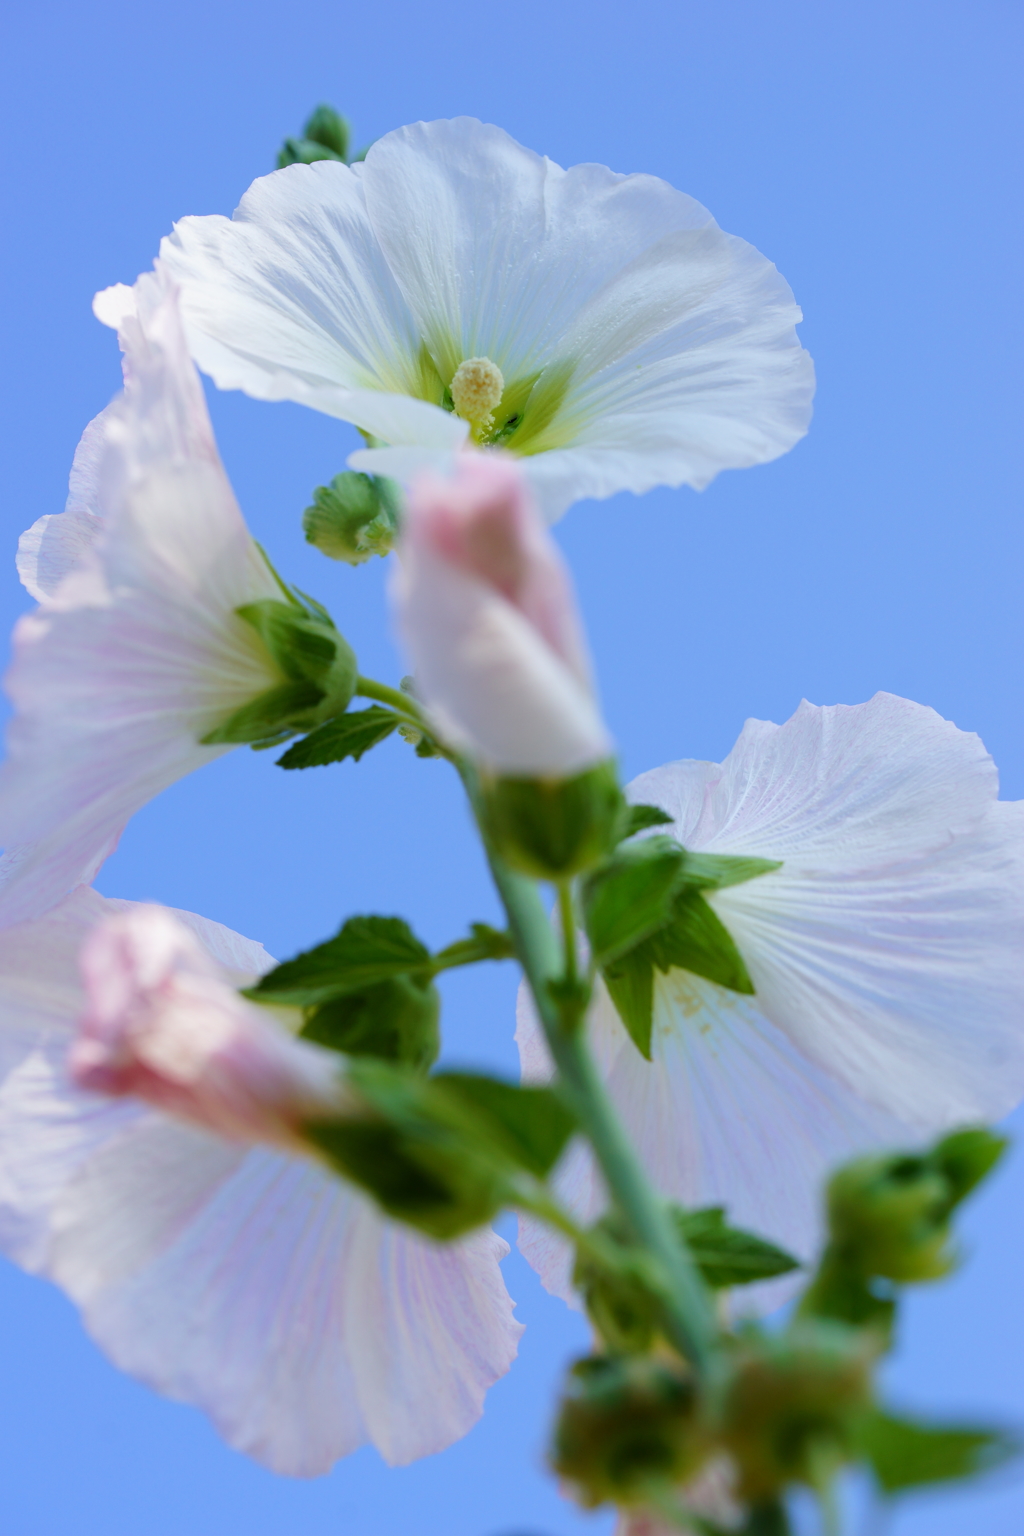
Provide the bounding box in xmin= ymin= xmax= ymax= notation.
xmin=826 ymin=1152 xmax=956 ymax=1283
xmin=552 ymin=1354 xmax=707 ymax=1508
xmin=277 ymin=137 xmax=346 ymax=168
xmin=301 ymin=104 xmax=350 ymax=160
xmin=719 ymin=1323 xmax=877 ymax=1503
xmin=303 ymin=472 xmax=401 ymax=564
xmin=478 ymin=760 xmax=625 ymax=880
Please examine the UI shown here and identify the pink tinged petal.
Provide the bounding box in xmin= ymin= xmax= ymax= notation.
xmin=0 ymin=274 xmax=283 ymax=926
xmin=72 ymin=907 xmax=347 ymax=1147
xmin=630 ymin=693 xmax=1024 ymax=1126
xmin=393 ymin=456 xmax=612 ymax=774
xmin=0 ymin=896 xmax=521 ymax=1474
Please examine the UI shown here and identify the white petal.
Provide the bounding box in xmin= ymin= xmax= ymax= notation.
xmin=159 ymin=160 xmax=434 ymax=413
xmin=16 ymin=404 xmax=111 ymax=600
xmin=515 ymin=973 xmax=911 ymax=1313
xmin=631 ymin=695 xmax=1024 ymax=1124
xmin=0 ymin=281 xmax=282 ymax=926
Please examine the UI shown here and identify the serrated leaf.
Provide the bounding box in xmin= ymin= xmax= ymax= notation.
xmin=276 ymin=706 xmax=399 ymax=769
xmin=247 ymin=915 xmax=431 ymax=1006
xmin=858 ymin=1410 xmax=1018 ymax=1493
xmin=301 ymin=974 xmax=440 ymax=1071
xmin=673 ymin=1206 xmax=800 ymax=1289
xmin=620 ymin=803 xmax=675 ymax=838
xmin=433 ymin=923 xmax=516 ymax=969
xmin=581 ymin=836 xmax=686 ymax=967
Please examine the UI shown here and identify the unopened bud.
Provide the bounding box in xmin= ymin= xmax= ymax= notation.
xmin=552 ymin=1354 xmax=707 ymax=1509
xmin=277 ymin=104 xmax=352 ymax=168
xmin=304 ymin=471 xmax=400 ymax=564
xmin=718 ymin=1323 xmax=877 ymax=1503
xmin=827 ymin=1152 xmax=955 ymax=1282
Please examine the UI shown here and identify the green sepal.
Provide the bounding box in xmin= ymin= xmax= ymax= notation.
xmin=277 ymin=137 xmax=346 ymax=168
xmin=433 ymin=923 xmax=516 ymax=969
xmin=276 ymin=706 xmax=399 ymax=769
xmin=303 ymin=471 xmax=401 ymax=564
xmin=477 ymin=760 xmax=625 ymax=880
xmin=673 ymin=1206 xmax=801 ymax=1290
xmin=618 ymin=803 xmax=675 ymax=839
xmin=300 ymin=974 xmax=440 ymax=1073
xmin=932 ymin=1126 xmax=1008 ymax=1209
xmin=603 ymin=891 xmax=755 ymax=1060
xmin=246 ymin=915 xmax=431 ymax=1008
xmin=201 ymin=681 xmax=324 ymax=747
xmin=676 ymin=851 xmax=783 ymax=892
xmin=581 ymin=836 xmax=686 ymax=968
xmin=856 ymin=1409 xmax=1018 ymax=1493
xmin=307 ymin=1061 xmax=576 ymax=1239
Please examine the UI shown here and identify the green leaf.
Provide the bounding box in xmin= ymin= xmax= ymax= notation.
xmin=307 ymin=1061 xmax=576 ymax=1240
xmin=276 ymin=706 xmax=399 ymax=769
xmin=433 ymin=923 xmax=516 ymax=969
xmin=619 ymin=803 xmax=675 ymax=838
xmin=581 ymin=836 xmax=686 ymax=967
xmin=247 ymin=915 xmax=431 ymax=1007
xmin=857 ymin=1409 xmax=1018 ymax=1493
xmin=434 ymin=1072 xmax=577 ymax=1180
xmin=300 ymin=975 xmax=440 ymax=1071
xmin=674 ymin=1206 xmax=801 ymax=1289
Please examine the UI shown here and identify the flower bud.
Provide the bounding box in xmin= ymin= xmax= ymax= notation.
xmin=478 ymin=760 xmax=624 ymax=880
xmin=303 ymin=471 xmax=400 ymax=564
xmin=718 ymin=1323 xmax=877 ymax=1503
xmin=72 ymin=907 xmax=350 ymax=1147
xmin=392 ymin=454 xmax=613 ymax=777
xmin=825 ymin=1151 xmax=956 ymax=1282
xmin=552 ymin=1354 xmax=707 ymax=1509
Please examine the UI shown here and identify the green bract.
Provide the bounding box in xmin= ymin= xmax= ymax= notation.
xmin=202 ymin=591 xmax=357 ymax=748
xmin=477 ymin=760 xmax=624 ymax=880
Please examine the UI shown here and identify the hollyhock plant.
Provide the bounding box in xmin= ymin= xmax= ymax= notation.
xmin=391 ymin=453 xmax=611 ymax=775
xmin=157 ymin=117 xmax=815 ymax=521
xmin=0 ymin=270 xmax=356 ymax=928
xmin=0 ymin=891 xmax=521 ymax=1475
xmin=517 ymin=693 xmax=1024 ymax=1304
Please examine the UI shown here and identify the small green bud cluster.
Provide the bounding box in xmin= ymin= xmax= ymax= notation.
xmin=203 ymin=589 xmax=357 ymax=749
xmin=277 ymin=104 xmax=371 ymax=169
xmin=303 ymin=471 xmax=401 ymax=565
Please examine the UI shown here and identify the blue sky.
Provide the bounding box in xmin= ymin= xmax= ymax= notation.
xmin=1 ymin=1 xmax=1022 ymax=1531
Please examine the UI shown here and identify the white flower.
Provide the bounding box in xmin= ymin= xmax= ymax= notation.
xmin=517 ymin=693 xmax=1024 ymax=1304
xmin=0 ymin=270 xmax=304 ymax=927
xmin=157 ymin=117 xmax=815 ymax=522
xmin=0 ymin=889 xmax=522 ymax=1475
xmin=392 ymin=454 xmax=612 ymax=774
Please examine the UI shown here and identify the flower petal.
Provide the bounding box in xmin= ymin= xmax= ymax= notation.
xmin=631 ymin=694 xmax=1024 ymax=1125
xmin=158 ymin=159 xmax=459 ymax=437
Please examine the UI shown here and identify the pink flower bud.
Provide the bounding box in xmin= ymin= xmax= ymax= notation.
xmin=72 ymin=906 xmax=348 ymax=1146
xmin=392 ymin=454 xmax=613 ymax=776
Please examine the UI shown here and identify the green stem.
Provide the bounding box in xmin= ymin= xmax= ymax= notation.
xmin=557 ymin=880 xmax=579 ymax=988
xmin=355 ymin=674 xmax=423 ymax=721
xmin=476 ymin=813 xmax=715 ymax=1372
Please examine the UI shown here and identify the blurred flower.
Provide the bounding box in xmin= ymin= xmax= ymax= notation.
xmin=392 ymin=454 xmax=612 ymax=775
xmin=0 ymin=270 xmax=338 ymax=927
xmin=518 ymin=693 xmax=1024 ymax=1303
xmin=158 ymin=117 xmax=814 ymax=522
xmin=0 ymin=890 xmax=521 ymax=1475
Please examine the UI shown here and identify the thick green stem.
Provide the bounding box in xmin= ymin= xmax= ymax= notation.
xmin=482 ymin=837 xmax=715 ymax=1372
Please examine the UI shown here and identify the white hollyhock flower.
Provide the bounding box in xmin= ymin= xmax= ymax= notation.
xmin=157 ymin=117 xmax=815 ymax=522
xmin=0 ymin=270 xmax=306 ymax=927
xmin=517 ymin=693 xmax=1024 ymax=1304
xmin=0 ymin=889 xmax=522 ymax=1475
xmin=392 ymin=454 xmax=611 ymax=774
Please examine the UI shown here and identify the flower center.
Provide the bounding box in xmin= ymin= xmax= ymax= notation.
xmin=450 ymin=357 xmax=505 ymax=436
